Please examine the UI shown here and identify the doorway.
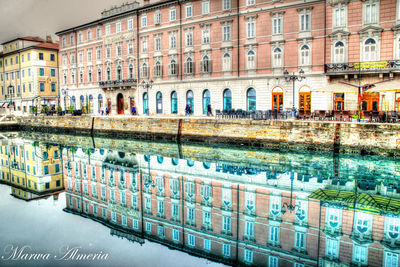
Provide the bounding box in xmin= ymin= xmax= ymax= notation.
xmin=117 ymin=93 xmax=124 ymax=114
xmin=272 ymin=92 xmax=283 ymax=111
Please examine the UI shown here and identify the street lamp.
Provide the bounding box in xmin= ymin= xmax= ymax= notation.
xmin=141 ymin=79 xmax=153 ymax=115
xmin=61 ymin=88 xmax=69 ymax=113
xmin=281 ymin=172 xmax=300 ymax=215
xmin=284 ymin=69 xmax=305 ymax=119
xmin=7 ymin=84 xmax=14 ymax=111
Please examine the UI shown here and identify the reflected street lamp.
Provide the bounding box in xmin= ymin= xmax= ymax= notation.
xmin=7 ymin=84 xmax=14 ymax=111
xmin=141 ymin=79 xmax=153 ymax=115
xmin=284 ymin=69 xmax=305 ymax=119
xmin=281 ymin=172 xmax=300 ymax=215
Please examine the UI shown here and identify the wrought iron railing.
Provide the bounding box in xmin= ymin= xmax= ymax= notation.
xmin=99 ymin=78 xmax=138 ymax=88
xmin=325 ymin=60 xmax=400 ymax=73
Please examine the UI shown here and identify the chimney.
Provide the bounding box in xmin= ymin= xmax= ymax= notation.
xmin=46 ymin=35 xmax=53 ymax=43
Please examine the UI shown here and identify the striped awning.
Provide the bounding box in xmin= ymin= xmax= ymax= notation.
xmin=309 ymin=189 xmax=400 ymax=215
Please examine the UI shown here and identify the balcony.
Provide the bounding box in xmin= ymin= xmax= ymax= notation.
xmin=325 ymin=60 xmax=400 ymax=75
xmin=99 ymin=79 xmax=137 ymax=90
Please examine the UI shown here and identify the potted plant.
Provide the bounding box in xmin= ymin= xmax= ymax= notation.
xmin=56 ymin=105 xmax=63 ymax=116
xmin=68 ymin=105 xmax=74 ymax=114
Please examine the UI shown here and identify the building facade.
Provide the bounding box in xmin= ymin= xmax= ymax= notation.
xmin=62 ymin=146 xmax=400 ymax=266
xmin=56 ymin=0 xmax=400 ymax=116
xmin=0 ymin=37 xmax=59 ymax=114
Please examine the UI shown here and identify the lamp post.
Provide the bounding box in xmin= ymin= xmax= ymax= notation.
xmin=61 ymin=88 xmax=69 ymax=113
xmin=281 ymin=172 xmax=299 ymax=215
xmin=141 ymin=79 xmax=153 ymax=115
xmin=284 ymin=69 xmax=305 ymax=119
xmin=7 ymin=84 xmax=14 ymax=111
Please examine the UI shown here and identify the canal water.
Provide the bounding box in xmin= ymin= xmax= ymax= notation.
xmin=0 ymin=132 xmax=399 ymax=267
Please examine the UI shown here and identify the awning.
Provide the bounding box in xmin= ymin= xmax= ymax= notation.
xmin=365 ymin=81 xmax=400 ymax=93
xmin=309 ymin=189 xmax=400 ymax=215
xmin=311 ymin=83 xmax=358 ymax=93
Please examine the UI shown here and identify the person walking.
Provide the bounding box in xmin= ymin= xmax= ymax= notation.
xmin=131 ymin=106 xmax=136 ymax=115
xmin=207 ymin=103 xmax=213 ymax=116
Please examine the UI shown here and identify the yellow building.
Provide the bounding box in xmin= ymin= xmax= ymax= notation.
xmin=0 ymin=36 xmax=59 ymax=114
xmin=0 ymin=139 xmax=64 ymax=198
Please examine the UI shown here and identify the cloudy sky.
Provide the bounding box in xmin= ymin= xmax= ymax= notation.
xmin=0 ymin=0 xmax=133 ymax=45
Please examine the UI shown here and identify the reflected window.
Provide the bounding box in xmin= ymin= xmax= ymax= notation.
xmin=356 ymin=212 xmax=370 ymax=233
xmin=144 ymin=155 xmax=150 ymax=162
xmin=385 ymin=252 xmax=399 ymax=267
xmin=222 ymin=244 xmax=230 ymax=257
xmin=295 ymin=200 xmax=307 ymax=221
xmin=269 ymin=226 xmax=279 ymax=244
xmin=387 ymin=216 xmax=400 ymax=239
xmin=185 ymin=182 xmax=195 ymax=198
xmin=270 ymin=196 xmax=281 ymax=216
xmin=222 ymin=188 xmax=232 ymax=207
xmin=269 ymin=256 xmax=278 ymax=267
xmin=170 ymin=179 xmax=179 ymax=196
xmin=173 ymin=229 xmax=180 ymax=241
xmin=171 ymin=158 xmax=179 ymax=166
xmin=327 ymin=207 xmax=341 ymax=228
xmin=201 ymin=184 xmax=212 ymax=201
xmin=326 ymin=238 xmax=339 ymax=259
xmin=187 ymin=160 xmax=194 ymax=167
xmin=353 ymin=245 xmax=367 ymax=265
xmin=157 ymin=156 xmax=163 ymax=164
xmin=245 ymin=192 xmax=255 ymax=212
xmin=222 ymin=215 xmax=231 ymax=233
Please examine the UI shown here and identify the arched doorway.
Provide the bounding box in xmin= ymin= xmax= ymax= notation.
xmin=223 ymin=89 xmax=232 ymax=111
xmin=186 ymin=90 xmax=194 ymax=115
xmin=171 ymin=91 xmax=178 ymax=114
xmin=299 ymin=86 xmax=311 ymax=111
xmin=247 ymin=88 xmax=256 ymax=111
xmin=117 ymin=93 xmax=124 ymax=114
xmin=98 ymin=94 xmax=103 ymax=114
xmin=156 ymin=91 xmax=163 ymax=114
xmin=272 ymin=87 xmax=284 ymax=111
xmin=202 ymin=89 xmax=210 ymax=114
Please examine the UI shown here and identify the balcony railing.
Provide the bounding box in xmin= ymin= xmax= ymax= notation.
xmin=99 ymin=79 xmax=137 ymax=89
xmin=325 ymin=60 xmax=400 ymax=74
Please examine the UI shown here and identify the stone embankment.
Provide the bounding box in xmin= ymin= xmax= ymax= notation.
xmin=17 ymin=116 xmax=400 ymax=156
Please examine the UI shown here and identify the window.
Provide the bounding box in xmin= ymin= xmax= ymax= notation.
xmin=105 ymin=25 xmax=111 ymax=36
xmin=245 ymin=192 xmax=255 ymax=212
xmin=355 ymin=212 xmax=370 ymax=233
xmin=299 ymin=11 xmax=311 ymax=31
xmin=51 ymin=69 xmax=56 ymax=77
xmin=40 ymin=82 xmax=45 ymax=92
xmin=385 ymin=252 xmax=399 ymax=267
xmin=223 ymin=89 xmax=232 ymax=110
xmin=300 ymin=45 xmax=310 ymax=65
xmin=186 ymin=32 xmax=193 ymax=47
xmin=141 ymin=38 xmax=148 ymax=53
xmin=78 ymin=32 xmax=83 ymax=43
xmin=326 ymin=207 xmax=341 ymax=227
xmin=270 ymin=196 xmax=281 ymax=216
xmin=172 ymin=202 xmax=179 ymax=218
xmin=364 ymin=1 xmax=378 ymax=24
xmin=184 ymin=58 xmax=194 ymax=75
xmin=39 ymin=53 xmax=44 ymax=60
xmin=62 ymin=36 xmax=66 ymax=47
xmin=326 ymin=238 xmax=339 ymax=259
xmin=155 ymin=36 xmax=161 ymax=51
xmin=146 ymin=222 xmax=152 ymax=232
xmin=78 ymin=52 xmax=83 ymax=64
xmin=97 ymin=68 xmax=102 ymax=81
xmin=245 ymin=220 xmax=254 ymax=238
xmin=244 ymin=250 xmax=253 ymax=263
xmin=87 ymin=49 xmax=92 ymax=61
xmin=188 ymin=234 xmax=195 ymax=246
xmin=173 ymin=229 xmax=179 ymax=241
xmin=387 ymin=216 xmax=400 ymax=239
xmin=295 ymin=232 xmax=306 ymax=251
xmin=143 ymin=92 xmax=148 ymax=114
xmin=334 ymin=93 xmax=344 ymax=110
xmin=353 ymin=245 xmax=368 ymax=265
xmin=171 ymin=91 xmax=178 ymax=114
xmin=39 ymin=68 xmax=44 ymax=76
xmin=247 ymin=50 xmax=256 ymax=69
xmin=116 ymin=43 xmax=122 ymax=57
xmin=200 ymin=55 xmax=211 ymax=73
xmin=141 ymin=63 xmax=149 ymax=78
xmin=223 ymin=24 xmax=231 ymax=41
xmin=333 ymin=4 xmax=346 ymax=27
xmin=269 ymin=256 xmax=278 ymax=267
xmin=247 ymin=20 xmax=256 ymax=38
xmin=223 ymin=0 xmax=231 ymax=10
xmin=154 ymin=61 xmax=162 ymax=78
xmin=50 ymin=54 xmax=55 ymax=61
xmin=128 ymin=42 xmax=134 ymax=54
xmin=96 ymin=27 xmax=101 ymax=38
xmin=186 ymin=5 xmax=193 ymax=18
xmin=203 ymin=239 xmax=211 ymax=251
xmin=157 ymin=199 xmax=164 ymax=216
xmin=269 ymin=226 xmax=279 ymax=244
xmin=247 ymin=88 xmax=256 ymax=111
xmin=222 ymin=215 xmax=231 ymax=233
xmin=202 ymin=90 xmax=211 ymax=114
xmin=202 ymin=27 xmax=210 ymax=44
xmin=334 ymin=41 xmax=345 ymax=63
xmin=170 ymin=34 xmax=177 ymax=49
xmin=141 ymin=14 xmax=147 ymax=27
xmin=96 ymin=47 xmax=101 ymax=60
xmin=273 ymin=17 xmax=282 ymax=34
xmin=222 ymin=244 xmax=230 ymax=257
xmin=273 ymin=47 xmax=282 ymax=67
xmin=222 ymin=53 xmax=231 ymax=71
xmin=203 ymin=210 xmax=211 ymax=226
xmin=51 ymin=83 xmax=56 ymax=92
xmin=202 ymin=1 xmax=210 ymax=14
xmin=117 ymin=66 xmax=122 ymax=80
xmin=44 ymin=165 xmax=49 ymax=175
xmin=364 ymin=38 xmax=377 ymax=61
xmin=116 ymin=22 xmax=121 ymax=33
xmin=129 ymin=64 xmax=134 ymax=79
xmin=170 ymin=8 xmax=176 ymax=21
xmin=87 ymin=29 xmax=92 ymax=40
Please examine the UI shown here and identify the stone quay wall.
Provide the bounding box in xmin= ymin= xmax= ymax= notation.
xmin=17 ymin=116 xmax=400 ymax=156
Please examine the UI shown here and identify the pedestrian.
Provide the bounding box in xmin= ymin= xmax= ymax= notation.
xmin=131 ymin=106 xmax=136 ymax=115
xmin=185 ymin=104 xmax=190 ymax=116
xmin=207 ymin=103 xmax=213 ymax=116
xmin=105 ymin=107 xmax=109 ymax=115
xmin=189 ymin=105 xmax=192 ymax=115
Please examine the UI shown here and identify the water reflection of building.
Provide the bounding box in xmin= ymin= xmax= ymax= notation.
xmin=0 ymin=139 xmax=64 ymax=200
xmin=63 ymin=149 xmax=400 ymax=267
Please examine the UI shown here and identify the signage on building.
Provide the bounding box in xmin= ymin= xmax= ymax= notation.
xmin=354 ymin=61 xmax=388 ymax=70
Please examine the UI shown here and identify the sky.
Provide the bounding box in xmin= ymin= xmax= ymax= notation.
xmin=0 ymin=0 xmax=134 ymax=45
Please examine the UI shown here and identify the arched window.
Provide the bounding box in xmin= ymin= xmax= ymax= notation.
xmin=186 ymin=90 xmax=194 ymax=114
xmin=171 ymin=158 xmax=179 ymax=166
xmin=157 ymin=156 xmax=164 ymax=164
xmin=187 ymin=160 xmax=194 ymax=167
xmin=247 ymin=88 xmax=256 ymax=111
xmin=144 ymin=155 xmax=150 ymax=162
xmin=129 ymin=64 xmax=134 ymax=79
xmin=89 ymin=94 xmax=93 ymax=113
xmin=201 ymin=55 xmax=210 ymax=73
xmin=169 ymin=59 xmax=178 ymax=76
xmin=106 ymin=67 xmax=111 ymax=80
xmin=247 ymin=50 xmax=255 ymax=69
xmin=223 ymin=53 xmax=231 ymax=71
xmin=334 ymin=41 xmax=345 ymax=63
xmin=156 ymin=91 xmax=162 ymax=114
xmin=203 ymin=162 xmax=211 ymax=169
xmin=154 ymin=61 xmax=162 ymax=77
xmin=80 ymin=95 xmax=84 ymax=109
xmin=202 ymin=89 xmax=211 ymax=114
xmin=171 ymin=91 xmax=178 ymax=114
xmin=364 ymin=38 xmax=376 ymax=61
xmin=223 ymin=89 xmax=232 ymax=111
xmin=117 ymin=65 xmax=122 ymax=80
xmin=79 ymin=70 xmax=84 ymax=83
xmin=185 ymin=57 xmax=194 ymax=74
xmin=143 ymin=92 xmax=148 ymax=114
xmin=300 ymin=45 xmax=310 ymax=65
xmin=98 ymin=94 xmax=103 ymax=113
xmin=273 ymin=47 xmax=282 ymax=67
xmin=71 ymin=96 xmax=76 ymax=109
xmin=141 ymin=63 xmax=148 ymax=78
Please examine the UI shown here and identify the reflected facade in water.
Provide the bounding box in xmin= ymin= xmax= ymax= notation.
xmin=57 ymin=144 xmax=400 ymax=267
